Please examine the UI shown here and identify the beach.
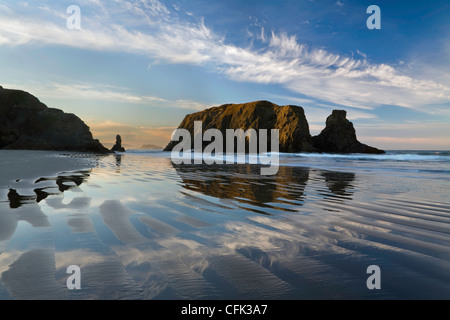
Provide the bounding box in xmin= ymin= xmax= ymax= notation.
xmin=0 ymin=150 xmax=449 ymax=300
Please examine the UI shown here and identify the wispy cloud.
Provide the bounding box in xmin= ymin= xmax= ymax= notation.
xmin=0 ymin=0 xmax=449 ymax=115
xmin=173 ymin=99 xmax=211 ymax=111
xmin=2 ymin=82 xmax=166 ymax=104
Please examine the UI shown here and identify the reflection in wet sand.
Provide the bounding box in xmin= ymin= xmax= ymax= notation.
xmin=173 ymin=163 xmax=311 ymax=213
xmin=0 ymin=153 xmax=449 ymax=299
xmin=115 ymin=154 xmax=122 ymax=173
xmin=6 ymin=171 xmax=91 ymax=208
xmin=0 ymin=170 xmax=92 ymax=242
xmin=99 ymin=200 xmax=148 ymax=244
xmin=66 ymin=213 xmax=95 ymax=234
xmin=1 ymin=248 xmax=68 ymax=300
xmin=0 ymin=202 xmax=50 ymax=241
xmin=321 ymin=171 xmax=355 ymax=200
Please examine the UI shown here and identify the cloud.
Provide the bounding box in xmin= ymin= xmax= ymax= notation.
xmin=362 ymin=136 xmax=450 ymax=150
xmin=87 ymin=119 xmax=174 ymax=147
xmin=357 ymin=122 xmax=450 ymax=150
xmin=2 ymin=82 xmax=166 ymax=104
xmin=0 ymin=0 xmax=449 ymax=116
xmin=356 ymin=50 xmax=367 ymax=59
xmin=173 ymin=99 xmax=211 ymax=111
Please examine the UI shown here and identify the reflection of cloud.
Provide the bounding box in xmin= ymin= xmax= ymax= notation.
xmin=139 ymin=216 xmax=178 ymax=235
xmin=45 ymin=196 xmax=91 ymax=210
xmin=66 ymin=213 xmax=95 ymax=233
xmin=0 ymin=202 xmax=50 ymax=241
xmin=0 ymin=206 xmax=16 ymax=241
xmin=0 ymin=248 xmax=146 ymax=299
xmin=99 ymin=200 xmax=147 ymax=244
xmin=54 ymin=249 xmax=144 ymax=299
xmin=107 ymin=210 xmax=355 ymax=298
xmin=1 ymin=248 xmax=68 ymax=299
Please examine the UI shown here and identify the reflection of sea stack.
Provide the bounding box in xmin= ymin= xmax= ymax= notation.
xmin=172 ymin=163 xmax=310 ymax=209
xmin=110 ymin=135 xmax=125 ymax=152
xmin=0 ymin=86 xmax=109 ymax=153
xmin=312 ymin=110 xmax=385 ymax=154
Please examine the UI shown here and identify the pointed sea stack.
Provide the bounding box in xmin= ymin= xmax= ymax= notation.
xmin=0 ymin=86 xmax=109 ymax=153
xmin=312 ymin=110 xmax=385 ymax=154
xmin=110 ymin=134 xmax=126 ymax=152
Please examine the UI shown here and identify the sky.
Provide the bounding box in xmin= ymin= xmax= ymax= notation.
xmin=0 ymin=0 xmax=449 ymax=150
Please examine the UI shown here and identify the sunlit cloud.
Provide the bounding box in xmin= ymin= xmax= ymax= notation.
xmin=2 ymin=82 xmax=166 ymax=104
xmin=88 ymin=119 xmax=174 ymax=148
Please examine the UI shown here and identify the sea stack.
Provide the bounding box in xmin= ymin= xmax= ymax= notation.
xmin=0 ymin=86 xmax=109 ymax=153
xmin=311 ymin=110 xmax=385 ymax=154
xmin=110 ymin=134 xmax=126 ymax=152
xmin=164 ymin=100 xmax=317 ymax=153
xmin=165 ymin=101 xmax=385 ymax=154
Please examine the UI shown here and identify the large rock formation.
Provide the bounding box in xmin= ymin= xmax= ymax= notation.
xmin=164 ymin=100 xmax=316 ymax=153
xmin=164 ymin=101 xmax=385 ymax=154
xmin=0 ymin=86 xmax=109 ymax=153
xmin=312 ymin=110 xmax=385 ymax=154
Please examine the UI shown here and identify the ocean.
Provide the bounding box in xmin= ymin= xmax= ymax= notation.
xmin=0 ymin=149 xmax=449 ymax=300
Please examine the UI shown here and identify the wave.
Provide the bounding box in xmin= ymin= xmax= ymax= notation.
xmin=121 ymin=149 xmax=164 ymax=154
xmin=123 ymin=149 xmax=450 ymax=162
xmin=289 ymin=151 xmax=450 ymax=162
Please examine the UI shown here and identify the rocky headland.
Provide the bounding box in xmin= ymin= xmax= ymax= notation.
xmin=0 ymin=86 xmax=109 ymax=153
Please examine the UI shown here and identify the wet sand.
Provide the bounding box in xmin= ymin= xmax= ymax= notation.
xmin=0 ymin=151 xmax=449 ymax=300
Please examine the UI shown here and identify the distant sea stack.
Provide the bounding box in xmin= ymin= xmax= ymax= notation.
xmin=110 ymin=134 xmax=126 ymax=152
xmin=0 ymin=86 xmax=109 ymax=153
xmin=312 ymin=110 xmax=385 ymax=154
xmin=164 ymin=101 xmax=384 ymax=154
xmin=164 ymin=100 xmax=317 ymax=153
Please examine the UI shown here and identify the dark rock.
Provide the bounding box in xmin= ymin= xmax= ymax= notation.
xmin=0 ymin=86 xmax=109 ymax=153
xmin=312 ymin=110 xmax=385 ymax=154
xmin=164 ymin=100 xmax=317 ymax=153
xmin=110 ymin=134 xmax=125 ymax=152
xmin=165 ymin=102 xmax=385 ymax=155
